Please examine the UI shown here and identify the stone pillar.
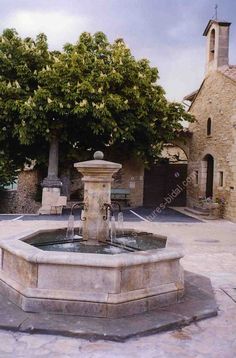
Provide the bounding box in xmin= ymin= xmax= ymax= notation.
xmin=39 ymin=137 xmax=67 ymax=215
xmin=42 ymin=136 xmax=61 ymax=188
xmin=83 ymin=178 xmax=111 ymax=243
xmin=74 ymin=151 xmax=121 ymax=244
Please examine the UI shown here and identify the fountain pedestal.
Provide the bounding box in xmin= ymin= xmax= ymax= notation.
xmin=74 ymin=152 xmax=121 ymax=244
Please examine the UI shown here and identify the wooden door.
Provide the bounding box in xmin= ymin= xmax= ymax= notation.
xmin=143 ymin=164 xmax=187 ymax=207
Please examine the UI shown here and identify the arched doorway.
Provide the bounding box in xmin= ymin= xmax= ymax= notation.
xmin=204 ymin=154 xmax=214 ymax=198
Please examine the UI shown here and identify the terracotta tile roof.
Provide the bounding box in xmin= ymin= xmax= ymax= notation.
xmin=219 ymin=65 xmax=236 ymax=82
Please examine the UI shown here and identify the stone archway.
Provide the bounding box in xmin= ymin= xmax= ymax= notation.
xmin=170 ymin=137 xmax=191 ymax=159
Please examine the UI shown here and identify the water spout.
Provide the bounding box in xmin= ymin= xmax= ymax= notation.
xmin=111 ymin=201 xmax=121 ymax=213
xmin=66 ymin=214 xmax=75 ymax=241
xmin=66 ymin=202 xmax=86 ymax=241
xmin=117 ymin=211 xmax=124 ymax=237
xmin=79 ymin=209 xmax=84 ymax=237
xmin=111 ymin=201 xmax=123 ymax=238
xmin=110 ymin=215 xmax=116 ymax=243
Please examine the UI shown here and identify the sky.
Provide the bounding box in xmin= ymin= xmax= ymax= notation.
xmin=0 ymin=0 xmax=236 ymax=102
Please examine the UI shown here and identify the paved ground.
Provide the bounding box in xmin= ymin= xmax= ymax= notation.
xmin=0 ymin=207 xmax=201 ymax=223
xmin=0 ymin=214 xmax=235 ymax=357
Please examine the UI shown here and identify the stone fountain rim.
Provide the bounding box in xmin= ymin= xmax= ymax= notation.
xmin=0 ymin=228 xmax=184 ymax=267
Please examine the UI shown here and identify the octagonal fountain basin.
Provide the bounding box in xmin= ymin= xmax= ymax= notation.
xmin=0 ymin=229 xmax=184 ymax=318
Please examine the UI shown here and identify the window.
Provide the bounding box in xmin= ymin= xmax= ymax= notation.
xmin=209 ymin=29 xmax=215 ymax=62
xmin=195 ymin=170 xmax=199 ymax=185
xmin=219 ymin=171 xmax=224 ymax=187
xmin=207 ymin=118 xmax=212 ymax=136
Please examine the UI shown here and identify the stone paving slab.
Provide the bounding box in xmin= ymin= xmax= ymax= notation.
xmin=222 ymin=288 xmax=236 ymax=303
xmin=0 ymin=294 xmax=28 ymax=331
xmin=0 ymin=271 xmax=217 ymax=342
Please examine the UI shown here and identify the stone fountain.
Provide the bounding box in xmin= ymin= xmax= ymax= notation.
xmin=0 ymin=152 xmax=217 ymax=336
xmin=74 ymin=150 xmax=121 ymax=244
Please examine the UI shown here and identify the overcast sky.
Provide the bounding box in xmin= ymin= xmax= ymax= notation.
xmin=0 ymin=0 xmax=236 ymax=101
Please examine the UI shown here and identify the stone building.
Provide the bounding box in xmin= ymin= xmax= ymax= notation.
xmin=185 ymin=19 xmax=236 ymax=221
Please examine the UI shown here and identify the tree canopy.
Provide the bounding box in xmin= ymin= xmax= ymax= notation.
xmin=0 ymin=28 xmax=193 ymax=186
xmin=0 ymin=28 xmax=50 ymax=187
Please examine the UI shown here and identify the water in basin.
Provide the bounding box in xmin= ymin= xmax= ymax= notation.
xmin=25 ymin=229 xmax=166 ymax=254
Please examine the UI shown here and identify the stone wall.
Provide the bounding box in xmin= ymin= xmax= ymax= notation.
xmin=187 ymin=71 xmax=236 ymax=221
xmin=112 ymin=158 xmax=144 ymax=207
xmin=15 ymin=170 xmax=41 ymax=213
xmin=0 ymin=190 xmax=17 ymax=213
xmin=70 ymin=169 xmax=83 ymax=201
xmin=0 ymin=170 xmax=41 ymax=214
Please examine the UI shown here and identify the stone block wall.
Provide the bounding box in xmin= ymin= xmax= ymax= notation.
xmin=112 ymin=158 xmax=144 ymax=207
xmin=70 ymin=169 xmax=83 ymax=201
xmin=0 ymin=170 xmax=41 ymax=214
xmin=16 ymin=170 xmax=41 ymax=213
xmin=0 ymin=190 xmax=17 ymax=213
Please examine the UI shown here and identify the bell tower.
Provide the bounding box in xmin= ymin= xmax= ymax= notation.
xmin=203 ymin=19 xmax=231 ymax=75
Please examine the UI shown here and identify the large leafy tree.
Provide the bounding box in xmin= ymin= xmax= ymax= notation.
xmin=0 ymin=29 xmax=50 ymax=187
xmin=0 ymin=29 xmax=193 ymax=186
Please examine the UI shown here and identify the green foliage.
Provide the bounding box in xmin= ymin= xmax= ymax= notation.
xmin=0 ymin=28 xmax=51 ymax=185
xmin=0 ymin=28 xmax=194 ymax=186
xmin=0 ymin=151 xmax=17 ymax=188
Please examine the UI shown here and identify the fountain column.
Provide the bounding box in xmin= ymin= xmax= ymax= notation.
xmin=74 ymin=151 xmax=121 ymax=244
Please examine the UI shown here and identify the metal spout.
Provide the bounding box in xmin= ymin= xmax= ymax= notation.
xmin=71 ymin=202 xmax=86 ymax=219
xmin=103 ymin=203 xmax=114 ymax=221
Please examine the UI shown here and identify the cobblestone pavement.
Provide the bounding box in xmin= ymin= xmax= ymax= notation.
xmin=0 ymin=217 xmax=235 ymax=357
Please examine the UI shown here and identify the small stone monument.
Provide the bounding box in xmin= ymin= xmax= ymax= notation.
xmin=39 ymin=137 xmax=67 ymax=215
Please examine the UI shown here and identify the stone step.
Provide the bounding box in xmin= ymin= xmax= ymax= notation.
xmin=185 ymin=207 xmax=210 ymax=216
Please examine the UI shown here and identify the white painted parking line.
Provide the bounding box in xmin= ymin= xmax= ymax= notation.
xmin=11 ymin=215 xmax=24 ymax=221
xmin=129 ymin=210 xmax=150 ymax=222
